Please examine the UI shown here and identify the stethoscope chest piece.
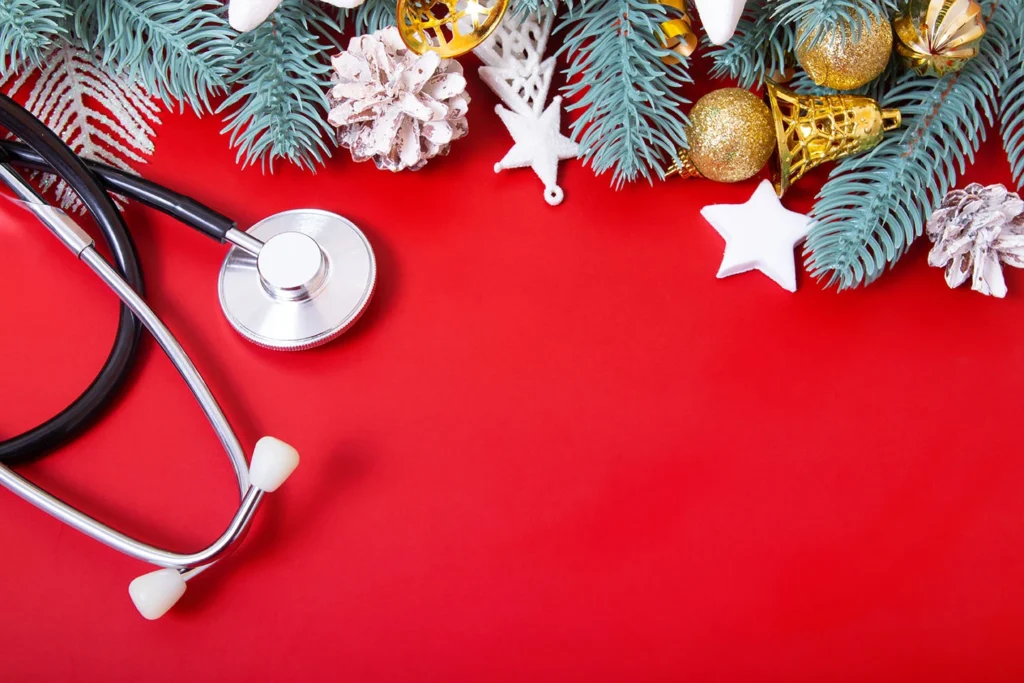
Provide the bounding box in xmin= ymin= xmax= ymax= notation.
xmin=219 ymin=209 xmax=376 ymax=350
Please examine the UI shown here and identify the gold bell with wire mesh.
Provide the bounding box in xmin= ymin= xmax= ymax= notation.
xmin=765 ymin=81 xmax=902 ymax=196
xmin=396 ymin=0 xmax=510 ymax=58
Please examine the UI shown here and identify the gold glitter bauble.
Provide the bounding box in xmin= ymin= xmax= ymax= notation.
xmin=685 ymin=88 xmax=775 ymax=184
xmin=796 ymin=13 xmax=894 ymax=91
xmin=894 ymin=0 xmax=986 ymax=77
xmin=397 ymin=0 xmax=510 ymax=58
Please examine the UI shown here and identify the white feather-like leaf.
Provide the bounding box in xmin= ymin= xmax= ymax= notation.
xmin=0 ymin=41 xmax=160 ymax=211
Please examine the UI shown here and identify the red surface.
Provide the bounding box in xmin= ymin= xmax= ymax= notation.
xmin=3 ymin=56 xmax=1024 ymax=681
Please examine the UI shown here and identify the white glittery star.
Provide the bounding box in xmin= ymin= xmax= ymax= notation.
xmin=701 ymin=180 xmax=813 ymax=292
xmin=493 ymin=96 xmax=579 ymax=206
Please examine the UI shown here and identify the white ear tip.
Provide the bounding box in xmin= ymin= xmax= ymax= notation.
xmin=129 ymin=568 xmax=187 ymax=620
xmin=249 ymin=436 xmax=300 ymax=493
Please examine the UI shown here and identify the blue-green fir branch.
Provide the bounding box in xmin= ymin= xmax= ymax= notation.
xmin=707 ymin=0 xmax=795 ymax=89
xmin=341 ymin=0 xmax=398 ymax=35
xmin=999 ymin=0 xmax=1024 ymax=186
xmin=803 ymin=0 xmax=1011 ymax=290
xmin=558 ymin=0 xmax=691 ymax=188
xmin=219 ymin=0 xmax=334 ymax=172
xmin=773 ymin=0 xmax=898 ymax=47
xmin=0 ymin=0 xmax=68 ymax=76
xmin=73 ymin=0 xmax=234 ymax=113
xmin=511 ymin=0 xmax=561 ymax=15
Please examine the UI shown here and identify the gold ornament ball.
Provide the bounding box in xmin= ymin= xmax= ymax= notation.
xmin=796 ymin=13 xmax=894 ymax=91
xmin=686 ymin=88 xmax=776 ymax=184
xmin=894 ymin=0 xmax=987 ymax=77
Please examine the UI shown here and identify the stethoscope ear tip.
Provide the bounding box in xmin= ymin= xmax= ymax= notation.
xmin=128 ymin=568 xmax=187 ymax=620
xmin=249 ymin=436 xmax=300 ymax=493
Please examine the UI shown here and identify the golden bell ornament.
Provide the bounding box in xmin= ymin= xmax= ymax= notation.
xmin=894 ymin=0 xmax=987 ymax=77
xmin=666 ymin=88 xmax=776 ymax=183
xmin=657 ymin=0 xmax=698 ymax=65
xmin=765 ymin=81 xmax=902 ymax=196
xmin=397 ymin=0 xmax=510 ymax=58
xmin=796 ymin=12 xmax=893 ymax=90
xmin=666 ymin=83 xmax=903 ymax=196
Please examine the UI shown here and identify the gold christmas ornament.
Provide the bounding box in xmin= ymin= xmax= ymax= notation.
xmin=796 ymin=12 xmax=894 ymax=90
xmin=766 ymin=81 xmax=902 ymax=196
xmin=894 ymin=0 xmax=987 ymax=77
xmin=397 ymin=0 xmax=510 ymax=58
xmin=666 ymin=88 xmax=775 ymax=183
xmin=657 ymin=0 xmax=698 ymax=65
xmin=666 ymin=83 xmax=903 ymax=195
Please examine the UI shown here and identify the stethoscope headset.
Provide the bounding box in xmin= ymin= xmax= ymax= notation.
xmin=0 ymin=93 xmax=376 ymax=619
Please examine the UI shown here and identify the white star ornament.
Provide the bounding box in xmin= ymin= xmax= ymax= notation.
xmin=700 ymin=180 xmax=813 ymax=293
xmin=493 ymin=96 xmax=579 ymax=206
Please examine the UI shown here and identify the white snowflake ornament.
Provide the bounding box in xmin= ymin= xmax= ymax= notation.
xmin=474 ymin=8 xmax=578 ymax=206
xmin=701 ymin=180 xmax=812 ymax=292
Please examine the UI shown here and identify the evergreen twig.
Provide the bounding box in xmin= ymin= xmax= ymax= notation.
xmin=0 ymin=0 xmax=68 ymax=76
xmin=218 ymin=0 xmax=335 ymax=171
xmin=999 ymin=0 xmax=1024 ymax=186
xmin=73 ymin=0 xmax=235 ymax=113
xmin=557 ymin=0 xmax=691 ymax=188
xmin=803 ymin=0 xmax=1012 ymax=290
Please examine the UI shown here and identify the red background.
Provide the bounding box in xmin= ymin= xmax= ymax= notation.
xmin=2 ymin=49 xmax=1024 ymax=682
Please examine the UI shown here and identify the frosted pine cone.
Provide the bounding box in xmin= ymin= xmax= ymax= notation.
xmin=926 ymin=183 xmax=1024 ymax=298
xmin=327 ymin=27 xmax=470 ymax=172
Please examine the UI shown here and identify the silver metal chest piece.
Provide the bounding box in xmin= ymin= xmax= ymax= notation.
xmin=218 ymin=210 xmax=376 ymax=350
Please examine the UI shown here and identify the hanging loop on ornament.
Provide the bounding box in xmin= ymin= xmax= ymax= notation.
xmin=544 ymin=185 xmax=564 ymax=206
xmin=664 ymin=148 xmax=704 ymax=180
xmin=396 ymin=0 xmax=510 ymax=58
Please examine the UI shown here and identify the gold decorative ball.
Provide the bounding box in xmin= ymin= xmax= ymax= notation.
xmin=796 ymin=13 xmax=894 ymax=91
xmin=686 ymin=88 xmax=776 ymax=184
xmin=894 ymin=0 xmax=987 ymax=77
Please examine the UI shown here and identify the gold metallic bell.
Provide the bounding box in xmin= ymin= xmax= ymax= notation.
xmin=894 ymin=0 xmax=987 ymax=77
xmin=766 ymin=81 xmax=902 ymax=196
xmin=397 ymin=0 xmax=510 ymax=58
xmin=657 ymin=0 xmax=698 ymax=65
xmin=665 ymin=83 xmax=903 ymax=195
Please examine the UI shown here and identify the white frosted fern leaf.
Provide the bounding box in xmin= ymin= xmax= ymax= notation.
xmin=1 ymin=42 xmax=161 ymax=210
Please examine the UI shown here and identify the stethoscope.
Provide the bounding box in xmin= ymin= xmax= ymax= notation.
xmin=0 ymin=94 xmax=376 ymax=619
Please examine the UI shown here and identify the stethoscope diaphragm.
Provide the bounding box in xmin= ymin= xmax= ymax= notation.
xmin=218 ymin=209 xmax=376 ymax=351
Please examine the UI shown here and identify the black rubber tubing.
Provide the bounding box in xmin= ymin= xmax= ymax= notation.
xmin=0 ymin=93 xmax=145 ymax=465
xmin=0 ymin=140 xmax=237 ymax=242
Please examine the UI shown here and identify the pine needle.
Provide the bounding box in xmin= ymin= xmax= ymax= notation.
xmin=803 ymin=0 xmax=1012 ymax=290
xmin=558 ymin=0 xmax=691 ymax=188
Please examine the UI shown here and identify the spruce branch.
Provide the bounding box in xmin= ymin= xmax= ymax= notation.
xmin=73 ymin=0 xmax=235 ymax=113
xmin=0 ymin=0 xmax=69 ymax=76
xmin=803 ymin=0 xmax=1012 ymax=290
xmin=707 ymin=0 xmax=795 ymax=89
xmin=999 ymin=0 xmax=1024 ymax=186
xmin=344 ymin=0 xmax=398 ymax=35
xmin=218 ymin=0 xmax=334 ymax=172
xmin=773 ymin=0 xmax=898 ymax=47
xmin=557 ymin=0 xmax=691 ymax=188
